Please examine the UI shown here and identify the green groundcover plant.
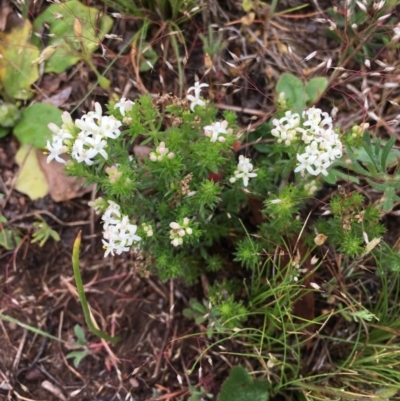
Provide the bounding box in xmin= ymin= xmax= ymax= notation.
xmin=47 ymin=76 xmax=389 ymax=271
xmin=47 ymin=75 xmax=400 ymax=397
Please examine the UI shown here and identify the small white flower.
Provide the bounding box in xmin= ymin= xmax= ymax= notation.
xmin=187 ymin=81 xmax=209 ymax=98
xmin=85 ymin=134 xmax=108 ymax=160
xmin=101 ymin=202 xmax=141 ymax=257
xmin=187 ymin=81 xmax=208 ymax=112
xmin=271 ymin=111 xmax=301 ymax=145
xmin=234 ymin=170 xmax=257 ymax=187
xmin=231 ymin=156 xmax=257 ymax=187
xmin=99 ymin=115 xmax=122 ymax=139
xmin=238 ymin=155 xmax=253 ymax=172
xmin=46 ymin=140 xmax=67 ymax=163
xmin=203 ymin=120 xmax=229 ymax=143
xmin=114 ymin=97 xmax=134 ymax=116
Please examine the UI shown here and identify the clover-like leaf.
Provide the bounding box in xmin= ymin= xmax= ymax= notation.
xmin=276 ymin=73 xmax=305 ymax=112
xmin=14 ymin=103 xmax=62 ymax=149
xmin=305 ymin=77 xmax=328 ymax=105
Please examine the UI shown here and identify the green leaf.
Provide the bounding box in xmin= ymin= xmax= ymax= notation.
xmin=74 ymin=324 xmax=87 ymax=344
xmin=0 ymin=127 xmax=9 ymax=138
xmin=32 ymin=0 xmax=113 ymax=73
xmin=362 ymin=131 xmax=380 ymax=172
xmin=380 ymin=135 xmax=396 ymax=172
xmin=0 ymin=20 xmax=40 ymax=99
xmin=217 ymin=366 xmax=270 ymax=401
xmin=382 ymin=187 xmax=398 ymax=212
xmin=139 ymin=44 xmax=158 ymax=72
xmin=276 ymin=73 xmax=305 ymax=112
xmin=304 ymin=77 xmax=328 ymax=105
xmin=324 ymin=168 xmax=360 ymax=185
xmin=66 ymin=350 xmax=90 ymax=367
xmin=14 ymin=103 xmax=62 ymax=149
xmin=0 ymin=228 xmax=21 ymax=250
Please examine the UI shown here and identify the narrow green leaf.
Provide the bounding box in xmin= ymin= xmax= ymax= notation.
xmin=0 ymin=313 xmax=67 ymax=343
xmin=380 ymin=135 xmax=396 ymax=172
xmin=66 ymin=350 xmax=90 ymax=367
xmin=325 ymin=169 xmax=360 ymax=184
xmin=362 ymin=131 xmax=380 ymax=171
xmin=72 ymin=231 xmax=120 ymax=344
xmin=382 ymin=187 xmax=395 ymax=212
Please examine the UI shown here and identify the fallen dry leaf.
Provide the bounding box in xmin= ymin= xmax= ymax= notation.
xmin=37 ymin=152 xmax=93 ymax=202
xmin=15 ymin=146 xmax=49 ymax=200
xmin=42 ymin=86 xmax=72 ymax=107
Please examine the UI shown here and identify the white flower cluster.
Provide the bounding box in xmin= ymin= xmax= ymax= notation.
xmin=203 ymin=120 xmax=232 ymax=143
xmin=150 ymin=142 xmax=174 ymax=161
xmin=46 ymin=112 xmax=75 ymax=164
xmin=272 ymin=107 xmax=343 ymax=176
xmin=229 ymin=155 xmax=257 ymax=187
xmin=271 ymin=111 xmax=301 ymax=146
xmin=187 ymin=81 xmax=208 ymax=111
xmin=101 ymin=201 xmax=141 ymax=257
xmin=169 ymin=218 xmax=193 ymax=247
xmin=46 ymin=102 xmax=123 ymax=166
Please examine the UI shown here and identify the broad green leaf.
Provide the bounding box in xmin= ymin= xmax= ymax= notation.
xmin=276 ymin=73 xmax=305 ymax=112
xmin=305 ymin=77 xmax=328 ymax=105
xmin=0 ymin=20 xmax=40 ymax=99
xmin=14 ymin=103 xmax=62 ymax=149
xmin=15 ymin=146 xmax=49 ymax=200
xmin=217 ymin=366 xmax=269 ymax=401
xmin=32 ymin=0 xmax=113 ymax=73
xmin=0 ymin=127 xmax=9 ymax=138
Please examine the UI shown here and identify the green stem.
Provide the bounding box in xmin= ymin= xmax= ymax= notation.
xmin=72 ymin=231 xmax=120 ymax=344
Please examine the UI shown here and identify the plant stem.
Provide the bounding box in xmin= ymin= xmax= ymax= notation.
xmin=72 ymin=231 xmax=120 ymax=344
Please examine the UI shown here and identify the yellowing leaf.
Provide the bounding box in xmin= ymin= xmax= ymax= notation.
xmin=15 ymin=146 xmax=49 ymax=200
xmin=0 ymin=20 xmax=40 ymax=99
